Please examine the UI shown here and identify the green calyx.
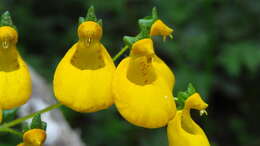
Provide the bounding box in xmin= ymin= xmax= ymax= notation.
xmin=79 ymin=6 xmax=102 ymax=26
xmin=123 ymin=7 xmax=159 ymax=47
xmin=176 ymin=83 xmax=197 ymax=110
xmin=0 ymin=11 xmax=16 ymax=29
xmin=23 ymin=114 xmax=47 ymax=133
xmin=2 ymin=108 xmax=18 ymax=123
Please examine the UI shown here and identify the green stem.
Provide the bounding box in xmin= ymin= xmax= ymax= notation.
xmin=0 ymin=103 xmax=62 ymax=129
xmin=0 ymin=127 xmax=23 ymax=137
xmin=0 ymin=45 xmax=129 ymax=131
xmin=112 ymin=45 xmax=129 ymax=61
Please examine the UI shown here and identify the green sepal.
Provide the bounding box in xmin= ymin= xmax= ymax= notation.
xmin=78 ymin=17 xmax=85 ymax=25
xmin=97 ymin=19 xmax=102 ymax=26
xmin=123 ymin=36 xmax=137 ymax=47
xmin=41 ymin=121 xmax=47 ymax=131
xmin=79 ymin=6 xmax=102 ymax=26
xmin=138 ymin=7 xmax=158 ymax=31
xmin=30 ymin=114 xmax=46 ymax=130
xmin=0 ymin=11 xmax=16 ymax=29
xmin=30 ymin=114 xmax=42 ymax=129
xmin=3 ymin=108 xmax=18 ymax=123
xmin=176 ymin=83 xmax=197 ymax=110
xmin=123 ymin=7 xmax=158 ymax=47
xmin=22 ymin=122 xmax=30 ymax=133
xmin=85 ymin=6 xmax=97 ymax=22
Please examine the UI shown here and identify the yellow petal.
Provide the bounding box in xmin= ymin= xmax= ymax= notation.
xmin=23 ymin=129 xmax=46 ymax=146
xmin=150 ymin=19 xmax=173 ymax=40
xmin=54 ymin=42 xmax=115 ymax=112
xmin=0 ymin=27 xmax=32 ymax=110
xmin=167 ymin=111 xmax=210 ymax=146
xmin=113 ymin=39 xmax=176 ymax=128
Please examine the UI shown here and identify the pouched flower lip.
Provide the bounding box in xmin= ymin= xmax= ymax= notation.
xmin=53 ymin=8 xmax=115 ymax=113
xmin=167 ymin=92 xmax=210 ymax=146
xmin=0 ymin=12 xmax=32 ymax=120
xmin=113 ymin=38 xmax=176 ymax=128
xmin=17 ymin=129 xmax=46 ymax=146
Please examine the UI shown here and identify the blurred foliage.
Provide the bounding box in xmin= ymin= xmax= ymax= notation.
xmin=0 ymin=0 xmax=260 ymax=146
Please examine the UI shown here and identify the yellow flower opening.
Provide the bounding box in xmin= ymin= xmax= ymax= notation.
xmin=150 ymin=19 xmax=174 ymax=41
xmin=0 ymin=26 xmax=32 ymax=118
xmin=18 ymin=129 xmax=46 ymax=146
xmin=53 ymin=21 xmax=115 ymax=112
xmin=113 ymin=38 xmax=176 ymax=128
xmin=167 ymin=93 xmax=210 ymax=146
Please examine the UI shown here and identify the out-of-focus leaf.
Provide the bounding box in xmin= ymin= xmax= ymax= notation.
xmin=219 ymin=41 xmax=260 ymax=76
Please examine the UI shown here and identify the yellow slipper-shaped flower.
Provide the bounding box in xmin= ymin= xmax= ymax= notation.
xmin=167 ymin=91 xmax=210 ymax=146
xmin=113 ymin=38 xmax=176 ymax=128
xmin=136 ymin=7 xmax=175 ymax=90
xmin=17 ymin=129 xmax=46 ymax=146
xmin=53 ymin=7 xmax=115 ymax=113
xmin=0 ymin=12 xmax=32 ymax=122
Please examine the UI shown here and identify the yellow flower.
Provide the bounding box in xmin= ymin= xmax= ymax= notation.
xmin=53 ymin=20 xmax=115 ymax=112
xmin=113 ymin=38 xmax=176 ymax=128
xmin=17 ymin=129 xmax=46 ymax=146
xmin=167 ymin=93 xmax=210 ymax=146
xmin=150 ymin=19 xmax=174 ymax=41
xmin=0 ymin=21 xmax=32 ymax=122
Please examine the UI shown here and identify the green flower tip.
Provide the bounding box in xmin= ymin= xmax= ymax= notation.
xmin=29 ymin=114 xmax=47 ymax=131
xmin=79 ymin=6 xmax=102 ymax=26
xmin=123 ymin=7 xmax=159 ymax=47
xmin=0 ymin=11 xmax=16 ymax=29
xmin=176 ymin=83 xmax=197 ymax=109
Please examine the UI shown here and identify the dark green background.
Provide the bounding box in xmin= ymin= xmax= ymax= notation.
xmin=0 ymin=0 xmax=260 ymax=146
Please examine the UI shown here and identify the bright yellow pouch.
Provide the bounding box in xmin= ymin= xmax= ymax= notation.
xmin=53 ymin=20 xmax=115 ymax=113
xmin=113 ymin=38 xmax=176 ymax=128
xmin=0 ymin=12 xmax=32 ymax=122
xmin=167 ymin=93 xmax=210 ymax=146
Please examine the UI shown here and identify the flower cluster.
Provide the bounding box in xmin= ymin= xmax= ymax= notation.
xmin=0 ymin=7 xmax=210 ymax=146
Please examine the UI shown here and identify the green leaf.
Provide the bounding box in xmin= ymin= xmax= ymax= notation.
xmin=219 ymin=41 xmax=260 ymax=76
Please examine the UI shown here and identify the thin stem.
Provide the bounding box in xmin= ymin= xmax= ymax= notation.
xmin=112 ymin=45 xmax=129 ymax=61
xmin=0 ymin=103 xmax=62 ymax=129
xmin=0 ymin=45 xmax=129 ymax=131
xmin=0 ymin=127 xmax=23 ymax=137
